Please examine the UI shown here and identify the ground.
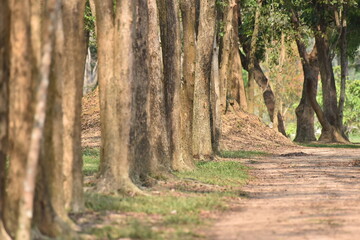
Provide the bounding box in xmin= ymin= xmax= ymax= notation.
xmin=209 ymin=147 xmax=360 ymax=240
xmin=81 ymin=90 xmax=360 ymax=239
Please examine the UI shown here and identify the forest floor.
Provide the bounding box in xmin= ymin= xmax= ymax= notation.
xmin=81 ymin=90 xmax=360 ymax=239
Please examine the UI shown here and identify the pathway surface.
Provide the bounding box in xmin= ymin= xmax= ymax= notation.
xmin=210 ymin=147 xmax=360 ymax=240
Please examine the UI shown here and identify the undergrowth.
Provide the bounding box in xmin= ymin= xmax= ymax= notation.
xmin=219 ymin=150 xmax=269 ymax=158
xmin=301 ymin=143 xmax=360 ymax=149
xmin=81 ymin=147 xmax=250 ymax=239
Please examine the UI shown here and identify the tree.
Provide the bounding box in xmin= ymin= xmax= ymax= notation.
xmin=94 ymin=0 xmax=144 ymax=194
xmin=192 ymin=0 xmax=216 ymax=160
xmin=3 ymin=0 xmax=36 ymax=234
xmin=0 ymin=0 xmax=10 ymax=238
xmin=287 ymin=6 xmax=318 ymax=142
xmin=180 ymin=0 xmax=197 ymax=168
xmin=147 ymin=0 xmax=172 ymax=175
xmin=157 ymin=0 xmax=192 ymax=169
xmin=220 ymin=0 xmax=247 ymax=111
xmin=61 ymin=0 xmax=87 ymax=212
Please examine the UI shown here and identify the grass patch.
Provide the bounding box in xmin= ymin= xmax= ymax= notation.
xmin=81 ymin=148 xmax=250 ymax=239
xmin=301 ymin=143 xmax=360 ymax=149
xmin=83 ymin=147 xmax=100 ymax=176
xmin=85 ymin=193 xmax=225 ymax=214
xmin=175 ymin=161 xmax=249 ymax=187
xmin=349 ymin=134 xmax=360 ymax=143
xmin=219 ymin=150 xmax=269 ymax=158
xmin=88 ymin=219 xmax=160 ymax=240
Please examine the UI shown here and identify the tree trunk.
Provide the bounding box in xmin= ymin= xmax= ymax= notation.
xmin=0 ymin=0 xmax=10 ymax=238
xmin=180 ymin=0 xmax=197 ymax=168
xmin=130 ymin=0 xmax=152 ymax=184
xmin=211 ymin=36 xmax=221 ymax=153
xmin=147 ymin=0 xmax=172 ymax=175
xmin=95 ymin=0 xmax=142 ymax=194
xmin=247 ymin=0 xmax=262 ymax=114
xmin=61 ymin=0 xmax=87 ymax=213
xmin=289 ymin=9 xmax=318 ymax=142
xmin=157 ymin=0 xmax=189 ymax=170
xmin=314 ymin=10 xmax=348 ymax=142
xmin=4 ymin=0 xmax=35 ymax=234
xmin=220 ymin=0 xmax=247 ymax=111
xmin=338 ymin=8 xmax=348 ymax=132
xmin=17 ymin=2 xmax=63 ymax=238
xmin=192 ymin=0 xmax=216 ymax=160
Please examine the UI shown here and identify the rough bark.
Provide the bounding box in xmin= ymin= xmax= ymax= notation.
xmin=314 ymin=8 xmax=348 ymax=142
xmin=338 ymin=8 xmax=348 ymax=132
xmin=61 ymin=0 xmax=87 ymax=213
xmin=0 ymin=0 xmax=10 ymax=239
xmin=247 ymin=0 xmax=262 ymax=114
xmin=220 ymin=0 xmax=247 ymax=111
xmin=147 ymin=0 xmax=172 ymax=175
xmin=130 ymin=0 xmax=152 ymax=184
xmin=17 ymin=1 xmax=60 ymax=238
xmin=180 ymin=0 xmax=197 ymax=168
xmin=192 ymin=0 xmax=216 ymax=160
xmin=210 ymin=36 xmax=221 ymax=153
xmin=289 ymin=9 xmax=318 ymax=142
xmin=4 ymin=0 xmax=35 ymax=234
xmin=294 ymin=45 xmax=318 ymax=142
xmin=95 ymin=0 xmax=142 ymax=194
xmin=157 ymin=0 xmax=189 ymax=169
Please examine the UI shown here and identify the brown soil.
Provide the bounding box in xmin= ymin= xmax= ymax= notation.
xmin=209 ymin=147 xmax=360 ymax=240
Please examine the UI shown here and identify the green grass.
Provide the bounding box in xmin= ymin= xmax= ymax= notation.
xmin=175 ymin=161 xmax=249 ymax=187
xmin=82 ymin=148 xmax=250 ymax=239
xmin=88 ymin=220 xmax=161 ymax=240
xmin=301 ymin=143 xmax=360 ymax=149
xmin=349 ymin=134 xmax=360 ymax=143
xmin=219 ymin=150 xmax=269 ymax=158
xmin=83 ymin=147 xmax=100 ymax=176
xmin=85 ymin=193 xmax=225 ymax=214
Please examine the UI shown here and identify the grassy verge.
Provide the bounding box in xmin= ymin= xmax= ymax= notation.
xmin=301 ymin=143 xmax=360 ymax=149
xmin=80 ymin=148 xmax=250 ymax=239
xmin=219 ymin=150 xmax=269 ymax=158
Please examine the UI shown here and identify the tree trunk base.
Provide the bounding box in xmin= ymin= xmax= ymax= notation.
xmin=0 ymin=220 xmax=10 ymax=240
xmin=319 ymin=126 xmax=349 ymax=143
xmin=95 ymin=177 xmax=147 ymax=196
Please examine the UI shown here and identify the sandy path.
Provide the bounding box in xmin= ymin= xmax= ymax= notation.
xmin=210 ymin=148 xmax=360 ymax=240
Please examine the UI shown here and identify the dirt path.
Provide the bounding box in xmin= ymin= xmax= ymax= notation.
xmin=209 ymin=147 xmax=360 ymax=240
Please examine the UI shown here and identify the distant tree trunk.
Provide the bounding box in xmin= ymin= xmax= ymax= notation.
xmin=219 ymin=1 xmax=234 ymax=110
xmin=211 ymin=36 xmax=221 ymax=153
xmin=179 ymin=0 xmax=196 ymax=168
xmin=192 ymin=0 xmax=216 ymax=160
xmin=0 ymin=0 xmax=10 ymax=238
xmin=61 ymin=0 xmax=87 ymax=213
xmin=238 ymin=9 xmax=279 ymax=126
xmin=147 ymin=0 xmax=172 ymax=174
xmin=314 ymin=7 xmax=348 ymax=142
xmin=157 ymin=0 xmax=190 ymax=170
xmin=220 ymin=0 xmax=247 ymax=111
xmin=337 ymin=8 xmax=348 ymax=132
xmin=3 ymin=0 xmax=35 ymax=234
xmin=247 ymin=0 xmax=262 ymax=114
xmin=294 ymin=45 xmax=318 ymax=142
xmin=95 ymin=0 xmax=142 ymax=194
xmin=289 ymin=9 xmax=318 ymax=142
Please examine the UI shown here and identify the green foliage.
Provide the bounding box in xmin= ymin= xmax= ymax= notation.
xmin=175 ymin=161 xmax=250 ymax=187
xmin=344 ymin=79 xmax=360 ymax=132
